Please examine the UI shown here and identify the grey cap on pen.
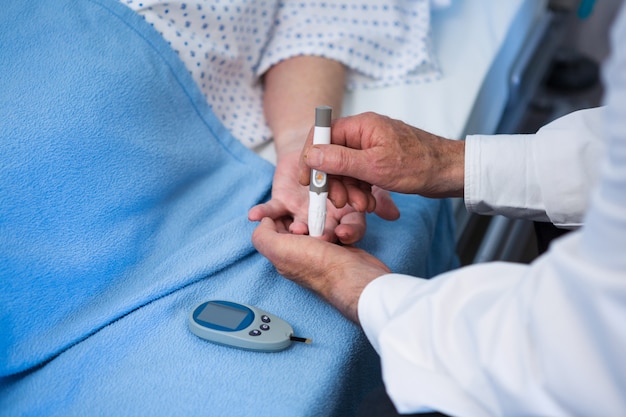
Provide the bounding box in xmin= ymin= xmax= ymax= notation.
xmin=315 ymin=106 xmax=332 ymax=127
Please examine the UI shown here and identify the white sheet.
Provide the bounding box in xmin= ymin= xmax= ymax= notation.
xmin=343 ymin=0 xmax=547 ymax=139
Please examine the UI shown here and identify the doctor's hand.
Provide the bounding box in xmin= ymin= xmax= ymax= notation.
xmin=299 ymin=112 xmax=465 ymax=212
xmin=252 ymin=217 xmax=390 ymax=324
xmin=248 ymin=150 xmax=374 ymax=244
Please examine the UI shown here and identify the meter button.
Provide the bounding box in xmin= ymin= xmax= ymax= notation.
xmin=261 ymin=315 xmax=271 ymax=323
xmin=249 ymin=329 xmax=262 ymax=336
xmin=260 ymin=324 xmax=270 ymax=331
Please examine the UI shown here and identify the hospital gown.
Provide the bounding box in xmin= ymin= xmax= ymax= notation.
xmin=359 ymin=4 xmax=626 ymax=416
xmin=121 ymin=0 xmax=440 ymax=148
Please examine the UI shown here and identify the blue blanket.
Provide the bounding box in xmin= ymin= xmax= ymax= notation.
xmin=0 ymin=1 xmax=458 ymax=415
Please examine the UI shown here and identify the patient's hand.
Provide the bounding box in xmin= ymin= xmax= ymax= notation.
xmin=248 ymin=150 xmax=368 ymax=244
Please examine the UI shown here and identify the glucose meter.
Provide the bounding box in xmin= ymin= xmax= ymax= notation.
xmin=189 ymin=300 xmax=311 ymax=352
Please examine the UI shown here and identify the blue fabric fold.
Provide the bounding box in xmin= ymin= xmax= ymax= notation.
xmin=0 ymin=1 xmax=458 ymax=415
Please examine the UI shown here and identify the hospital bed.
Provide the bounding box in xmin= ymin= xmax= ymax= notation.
xmin=0 ymin=0 xmax=552 ymax=416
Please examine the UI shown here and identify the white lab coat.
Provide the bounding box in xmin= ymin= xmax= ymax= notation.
xmin=358 ymin=5 xmax=626 ymax=416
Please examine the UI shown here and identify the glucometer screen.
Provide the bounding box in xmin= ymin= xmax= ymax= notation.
xmin=197 ymin=302 xmax=249 ymax=330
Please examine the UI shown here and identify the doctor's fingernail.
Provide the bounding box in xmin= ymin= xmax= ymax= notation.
xmin=307 ymin=147 xmax=323 ymax=167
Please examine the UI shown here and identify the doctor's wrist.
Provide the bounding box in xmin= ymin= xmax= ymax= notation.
xmin=410 ymin=133 xmax=465 ymax=199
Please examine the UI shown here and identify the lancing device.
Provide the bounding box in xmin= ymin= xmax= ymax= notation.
xmin=308 ymin=106 xmax=332 ymax=237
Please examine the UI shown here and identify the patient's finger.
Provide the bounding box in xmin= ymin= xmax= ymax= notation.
xmin=248 ymin=200 xmax=289 ymax=221
xmin=335 ymin=211 xmax=366 ymax=245
xmin=289 ymin=218 xmax=309 ymax=235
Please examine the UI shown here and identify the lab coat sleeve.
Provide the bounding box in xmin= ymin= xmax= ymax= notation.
xmin=359 ymin=230 xmax=626 ymax=416
xmin=358 ymin=6 xmax=626 ymax=415
xmin=464 ymin=107 xmax=606 ymax=228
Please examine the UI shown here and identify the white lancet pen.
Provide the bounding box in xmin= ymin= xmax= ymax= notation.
xmin=308 ymin=106 xmax=332 ymax=237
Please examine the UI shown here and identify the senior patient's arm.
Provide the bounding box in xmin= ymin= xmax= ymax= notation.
xmin=249 ymin=56 xmax=396 ymax=243
xmin=248 ymin=56 xmax=351 ymax=241
xmin=263 ymin=55 xmax=345 ymax=159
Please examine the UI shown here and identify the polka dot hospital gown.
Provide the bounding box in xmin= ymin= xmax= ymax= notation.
xmin=121 ymin=0 xmax=440 ymax=149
